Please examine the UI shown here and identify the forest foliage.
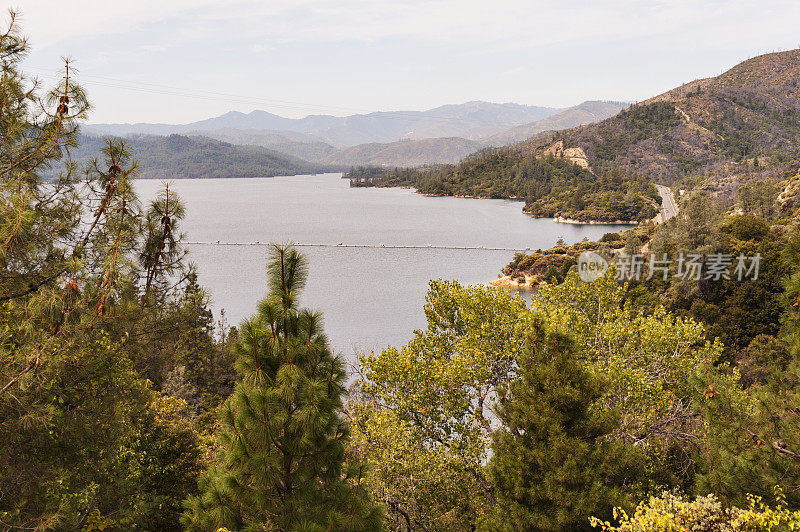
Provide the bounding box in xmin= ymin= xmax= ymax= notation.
xmin=2 ymin=13 xmax=800 ymax=532
xmin=65 ymin=133 xmax=331 ymax=180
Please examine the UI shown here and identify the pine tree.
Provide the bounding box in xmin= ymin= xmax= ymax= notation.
xmin=140 ymin=182 xmax=187 ymax=305
xmin=480 ymin=321 xmax=644 ymax=532
xmin=781 ymin=224 xmax=800 ymax=357
xmin=184 ymin=244 xmax=382 ymax=531
xmin=0 ymin=10 xmax=90 ymax=304
xmin=0 ymin=14 xmax=206 ymax=528
xmin=695 ymin=225 xmax=800 ymax=507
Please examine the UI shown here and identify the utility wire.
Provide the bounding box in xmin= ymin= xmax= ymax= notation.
xmin=25 ymin=66 xmax=556 ymax=128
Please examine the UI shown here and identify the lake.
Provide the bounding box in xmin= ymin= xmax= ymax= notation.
xmin=135 ymin=174 xmax=626 ymax=364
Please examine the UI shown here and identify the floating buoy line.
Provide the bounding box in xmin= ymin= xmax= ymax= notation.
xmin=183 ymin=241 xmax=530 ymax=252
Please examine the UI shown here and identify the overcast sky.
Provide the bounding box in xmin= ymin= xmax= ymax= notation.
xmin=15 ymin=1 xmax=800 ymax=124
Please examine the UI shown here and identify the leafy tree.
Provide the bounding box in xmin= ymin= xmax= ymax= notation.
xmin=480 ymin=320 xmax=645 ymax=531
xmin=535 ymin=271 xmax=742 ymax=490
xmin=348 ymin=396 xmax=484 ymax=531
xmin=356 ymin=280 xmax=534 ymax=528
xmin=112 ymin=392 xmax=204 ymax=530
xmin=184 ymin=244 xmax=381 ymax=531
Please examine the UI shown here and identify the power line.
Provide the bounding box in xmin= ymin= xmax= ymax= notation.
xmin=26 ymin=67 xmax=350 ymax=114
xmin=24 ymin=66 xmax=554 ymax=128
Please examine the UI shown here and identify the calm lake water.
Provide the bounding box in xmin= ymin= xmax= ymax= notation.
xmin=136 ymin=174 xmax=626 ymax=363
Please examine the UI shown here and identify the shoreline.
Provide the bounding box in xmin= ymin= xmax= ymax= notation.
xmin=415 ymin=191 xmax=640 ymax=225
xmin=419 ymin=192 xmax=523 ymax=200
xmin=353 ymin=181 xmax=646 ymax=226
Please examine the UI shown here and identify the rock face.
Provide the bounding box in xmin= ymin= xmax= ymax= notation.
xmin=778 ymin=171 xmax=800 ymax=218
xmin=541 ymin=141 xmax=592 ymax=171
xmin=490 ymin=274 xmax=535 ymax=290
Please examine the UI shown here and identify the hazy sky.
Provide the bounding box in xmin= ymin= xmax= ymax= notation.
xmin=16 ymin=1 xmax=800 ymax=124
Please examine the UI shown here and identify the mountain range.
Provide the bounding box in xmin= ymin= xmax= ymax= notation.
xmin=86 ymin=101 xmax=563 ymax=147
xmin=352 ymin=50 xmax=800 ymax=220
xmin=83 ymin=100 xmax=628 ymax=171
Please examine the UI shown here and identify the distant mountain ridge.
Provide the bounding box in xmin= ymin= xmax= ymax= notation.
xmin=319 ymin=137 xmax=482 ymax=167
xmin=85 ymin=101 xmax=563 ymax=148
xmin=481 ymin=101 xmax=630 ymax=146
xmin=84 ymin=100 xmax=628 ymax=169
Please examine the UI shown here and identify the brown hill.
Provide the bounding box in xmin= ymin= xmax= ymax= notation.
xmin=519 ymin=50 xmax=800 ymax=193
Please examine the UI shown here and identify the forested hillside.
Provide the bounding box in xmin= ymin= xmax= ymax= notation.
xmin=193 ymin=128 xmax=339 ymax=161
xmin=69 ymin=133 xmax=331 ymax=179
xmin=522 ymin=50 xmax=800 ymax=192
xmin=320 ymin=137 xmax=482 ymax=167
xmin=348 ymin=151 xmax=660 ymax=222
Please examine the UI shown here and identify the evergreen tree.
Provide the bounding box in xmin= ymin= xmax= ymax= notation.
xmin=0 ymin=14 xmax=207 ymax=528
xmin=480 ymin=321 xmax=644 ymax=532
xmin=781 ymin=223 xmax=800 ymax=358
xmin=140 ymin=182 xmax=187 ymax=304
xmin=184 ymin=244 xmax=381 ymax=531
xmin=0 ymin=11 xmax=90 ymax=304
xmin=697 ymin=362 xmax=800 ymax=509
xmin=696 ymin=224 xmax=800 ymax=508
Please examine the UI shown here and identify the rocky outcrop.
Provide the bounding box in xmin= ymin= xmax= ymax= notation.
xmin=490 ymin=274 xmax=535 ymax=290
xmin=540 ymin=140 xmax=592 ymax=171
